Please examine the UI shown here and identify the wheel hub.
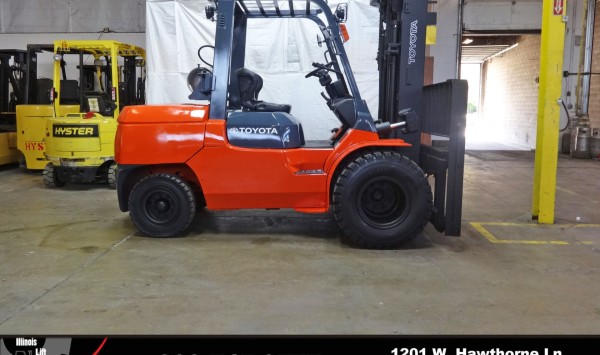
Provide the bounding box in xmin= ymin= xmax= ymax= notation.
xmin=155 ymin=200 xmax=168 ymax=212
xmin=359 ymin=177 xmax=407 ymax=228
xmin=144 ymin=191 xmax=177 ymax=224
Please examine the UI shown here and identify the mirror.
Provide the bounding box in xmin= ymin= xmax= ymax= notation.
xmin=205 ymin=4 xmax=216 ymax=20
xmin=335 ymin=3 xmax=348 ymax=23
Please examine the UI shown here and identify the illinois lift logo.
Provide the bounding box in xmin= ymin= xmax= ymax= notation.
xmin=1 ymin=338 xmax=106 ymax=355
xmin=1 ymin=337 xmax=48 ymax=355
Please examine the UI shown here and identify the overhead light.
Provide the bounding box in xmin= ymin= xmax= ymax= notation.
xmin=462 ymin=38 xmax=474 ymax=45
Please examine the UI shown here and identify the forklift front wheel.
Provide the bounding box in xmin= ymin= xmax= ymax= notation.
xmin=43 ymin=163 xmax=66 ymax=188
xmin=332 ymin=151 xmax=432 ymax=249
xmin=128 ymin=173 xmax=196 ymax=238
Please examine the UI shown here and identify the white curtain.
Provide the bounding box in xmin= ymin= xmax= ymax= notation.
xmin=146 ymin=0 xmax=380 ymax=140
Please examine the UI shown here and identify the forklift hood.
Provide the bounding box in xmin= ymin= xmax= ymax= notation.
xmin=115 ymin=104 xmax=209 ymax=165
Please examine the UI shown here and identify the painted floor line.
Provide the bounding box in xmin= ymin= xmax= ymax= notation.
xmin=469 ymin=222 xmax=599 ymax=245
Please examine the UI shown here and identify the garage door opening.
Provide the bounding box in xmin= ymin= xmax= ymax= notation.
xmin=460 ymin=35 xmax=540 ymax=151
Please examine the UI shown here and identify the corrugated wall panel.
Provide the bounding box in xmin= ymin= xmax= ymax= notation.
xmin=588 ymin=4 xmax=600 ymax=130
xmin=0 ymin=0 xmax=145 ymax=33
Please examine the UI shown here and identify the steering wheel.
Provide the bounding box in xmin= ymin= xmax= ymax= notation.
xmin=305 ymin=62 xmax=340 ymax=78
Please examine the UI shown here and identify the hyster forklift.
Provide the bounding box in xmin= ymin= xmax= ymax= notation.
xmin=41 ymin=40 xmax=145 ymax=188
xmin=116 ymin=0 xmax=467 ymax=249
xmin=0 ymin=48 xmax=50 ymax=167
xmin=16 ymin=44 xmax=77 ymax=171
xmin=0 ymin=50 xmax=26 ymax=166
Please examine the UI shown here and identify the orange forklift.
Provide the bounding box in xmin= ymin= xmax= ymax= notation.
xmin=115 ymin=0 xmax=467 ymax=249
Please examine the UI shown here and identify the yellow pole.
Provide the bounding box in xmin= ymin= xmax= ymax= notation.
xmin=532 ymin=0 xmax=567 ymax=223
xmin=111 ymin=44 xmax=120 ymax=117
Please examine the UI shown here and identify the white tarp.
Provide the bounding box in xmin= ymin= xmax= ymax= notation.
xmin=146 ymin=0 xmax=380 ymax=140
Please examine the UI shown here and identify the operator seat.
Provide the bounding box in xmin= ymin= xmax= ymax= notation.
xmin=60 ymin=80 xmax=80 ymax=104
xmin=236 ymin=68 xmax=291 ymax=113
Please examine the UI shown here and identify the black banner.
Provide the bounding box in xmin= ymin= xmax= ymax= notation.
xmin=1 ymin=336 xmax=597 ymax=355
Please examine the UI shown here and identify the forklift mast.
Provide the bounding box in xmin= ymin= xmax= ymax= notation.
xmin=22 ymin=44 xmax=55 ymax=105
xmin=0 ymin=50 xmax=27 ymax=114
xmin=373 ymin=0 xmax=468 ymax=236
xmin=373 ymin=0 xmax=436 ymax=161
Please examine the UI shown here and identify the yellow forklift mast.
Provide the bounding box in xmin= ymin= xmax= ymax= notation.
xmin=42 ymin=40 xmax=145 ymax=188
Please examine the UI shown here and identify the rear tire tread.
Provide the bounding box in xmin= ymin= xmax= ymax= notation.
xmin=43 ymin=164 xmax=65 ymax=188
xmin=128 ymin=173 xmax=196 ymax=238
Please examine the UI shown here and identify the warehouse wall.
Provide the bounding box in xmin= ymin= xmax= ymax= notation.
xmin=430 ymin=0 xmax=459 ymax=82
xmin=481 ymin=35 xmax=540 ymax=149
xmin=588 ymin=4 xmax=600 ymax=132
xmin=470 ymin=0 xmax=587 ymax=149
xmin=0 ymin=0 xmax=145 ymax=33
xmin=463 ymin=0 xmax=542 ymax=31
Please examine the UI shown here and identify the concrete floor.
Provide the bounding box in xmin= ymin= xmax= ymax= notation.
xmin=1 ymin=150 xmax=600 ymax=335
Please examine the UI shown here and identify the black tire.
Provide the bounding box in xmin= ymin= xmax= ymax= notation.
xmin=332 ymin=150 xmax=432 ymax=249
xmin=18 ymin=153 xmax=28 ymax=171
xmin=107 ymin=162 xmax=117 ymax=189
xmin=42 ymin=163 xmax=65 ymax=188
xmin=128 ymin=173 xmax=196 ymax=237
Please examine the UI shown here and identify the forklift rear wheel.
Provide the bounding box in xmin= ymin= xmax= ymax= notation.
xmin=107 ymin=162 xmax=117 ymax=189
xmin=332 ymin=151 xmax=432 ymax=249
xmin=43 ymin=163 xmax=65 ymax=188
xmin=128 ymin=173 xmax=196 ymax=238
xmin=18 ymin=153 xmax=28 ymax=172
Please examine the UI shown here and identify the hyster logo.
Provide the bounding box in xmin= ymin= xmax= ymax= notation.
xmin=53 ymin=125 xmax=99 ymax=138
xmin=408 ymin=20 xmax=418 ymax=65
xmin=24 ymin=142 xmax=45 ymax=151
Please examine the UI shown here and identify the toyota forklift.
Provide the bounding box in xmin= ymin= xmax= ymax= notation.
xmin=115 ymin=0 xmax=467 ymax=249
xmin=42 ymin=40 xmax=146 ymax=188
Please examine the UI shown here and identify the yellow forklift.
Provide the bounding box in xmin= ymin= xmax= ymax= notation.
xmin=1 ymin=49 xmax=30 ymax=166
xmin=0 ymin=49 xmax=43 ymax=165
xmin=41 ymin=40 xmax=145 ymax=188
xmin=16 ymin=44 xmax=76 ymax=171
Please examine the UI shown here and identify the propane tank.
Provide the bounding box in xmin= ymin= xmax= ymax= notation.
xmin=570 ymin=114 xmax=591 ymax=159
xmin=590 ymin=128 xmax=600 ymax=160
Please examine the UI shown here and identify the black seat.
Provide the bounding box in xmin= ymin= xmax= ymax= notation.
xmin=83 ymin=92 xmax=116 ymax=116
xmin=60 ymin=80 xmax=80 ymax=104
xmin=236 ymin=68 xmax=291 ymax=113
xmin=36 ymin=78 xmax=53 ymax=104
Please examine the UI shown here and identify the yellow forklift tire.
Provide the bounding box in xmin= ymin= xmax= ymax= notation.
xmin=18 ymin=153 xmax=27 ymax=171
xmin=43 ymin=163 xmax=66 ymax=188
